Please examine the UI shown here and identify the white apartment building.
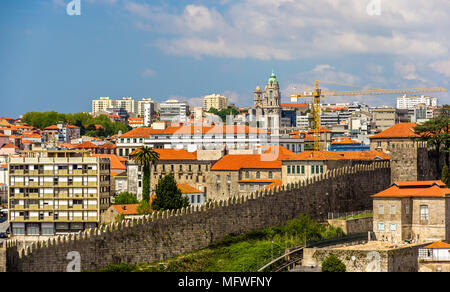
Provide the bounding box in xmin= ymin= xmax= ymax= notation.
xmin=396 ymin=95 xmax=438 ymax=109
xmin=160 ymin=99 xmax=189 ymax=123
xmin=92 ymin=97 xmax=154 ymax=116
xmin=92 ymin=97 xmax=114 ymax=114
xmin=138 ymin=98 xmax=157 ymax=118
xmin=204 ymin=94 xmax=228 ymax=111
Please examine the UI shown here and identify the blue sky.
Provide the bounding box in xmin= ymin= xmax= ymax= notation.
xmin=1 ymin=0 xmax=449 ymax=118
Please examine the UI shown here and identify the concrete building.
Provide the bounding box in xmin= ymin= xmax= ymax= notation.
xmin=372 ymin=107 xmax=409 ymax=132
xmin=203 ymin=94 xmax=228 ymax=111
xmin=371 ymin=180 xmax=450 ymax=243
xmin=397 ymin=95 xmax=438 ymax=109
xmin=160 ymin=99 xmax=189 ymax=123
xmin=138 ymin=98 xmax=157 ymax=119
xmin=92 ymin=97 xmax=115 ymax=115
xmin=7 ymin=150 xmax=111 ymax=236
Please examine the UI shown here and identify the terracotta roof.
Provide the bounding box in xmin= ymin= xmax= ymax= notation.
xmin=98 ymin=142 xmax=117 ymax=149
xmin=91 ymin=154 xmax=127 ymax=170
xmin=44 ymin=125 xmax=58 ymax=130
xmin=425 ymin=241 xmax=450 ymax=249
xmin=281 ymin=103 xmax=308 ymax=108
xmin=131 ymin=148 xmax=197 ymax=160
xmin=394 ymin=180 xmax=446 ymax=187
xmin=262 ymin=180 xmax=283 ymax=191
xmin=372 ymin=181 xmax=450 ymax=198
xmin=128 ymin=117 xmax=143 ymax=121
xmin=332 ymin=137 xmax=361 ymax=145
xmin=59 ymin=143 xmax=77 ymax=149
xmin=66 ymin=125 xmax=80 ymax=129
xmin=308 ymin=126 xmax=331 ymax=133
xmin=112 ymin=204 xmax=139 ymax=215
xmin=76 ymin=141 xmax=98 ymax=149
xmin=111 ymin=171 xmax=118 ymax=177
xmin=369 ymin=123 xmax=418 ymax=139
xmin=119 ymin=125 xmax=269 ymax=138
xmin=177 ymin=184 xmax=203 ymax=194
xmin=283 ymin=150 xmax=390 ymax=161
xmin=212 ymin=155 xmax=281 ymax=171
xmin=1 ymin=143 xmax=18 ymax=149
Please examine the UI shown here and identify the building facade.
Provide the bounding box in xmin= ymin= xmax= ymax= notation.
xmin=204 ymin=94 xmax=228 ymax=111
xmin=7 ymin=150 xmax=111 ymax=236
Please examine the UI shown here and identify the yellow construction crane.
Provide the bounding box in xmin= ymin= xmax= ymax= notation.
xmin=291 ymin=80 xmax=448 ymax=151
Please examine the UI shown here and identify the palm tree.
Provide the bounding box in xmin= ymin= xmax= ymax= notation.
xmin=131 ymin=146 xmax=160 ymax=202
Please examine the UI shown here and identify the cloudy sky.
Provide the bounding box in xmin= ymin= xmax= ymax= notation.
xmin=1 ymin=0 xmax=449 ymax=117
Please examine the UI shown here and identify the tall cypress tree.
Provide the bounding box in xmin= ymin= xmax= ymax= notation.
xmin=152 ymin=173 xmax=190 ymax=211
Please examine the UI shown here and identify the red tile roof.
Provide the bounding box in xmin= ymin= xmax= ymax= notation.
xmin=425 ymin=241 xmax=450 ymax=249
xmin=98 ymin=142 xmax=117 ymax=149
xmin=91 ymin=154 xmax=127 ymax=170
xmin=119 ymin=125 xmax=269 ymax=138
xmin=76 ymin=141 xmax=98 ymax=149
xmin=281 ymin=103 xmax=308 ymax=108
xmin=283 ymin=150 xmax=390 ymax=161
xmin=177 ymin=184 xmax=203 ymax=194
xmin=332 ymin=137 xmax=361 ymax=145
xmin=370 ymin=123 xmax=418 ymax=139
xmin=212 ymin=155 xmax=280 ymax=170
xmin=1 ymin=143 xmax=18 ymax=149
xmin=112 ymin=204 xmax=139 ymax=215
xmin=372 ymin=181 xmax=450 ymax=198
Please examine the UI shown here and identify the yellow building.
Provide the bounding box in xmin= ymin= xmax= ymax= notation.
xmin=203 ymin=94 xmax=228 ymax=111
xmin=8 ymin=150 xmax=111 ymax=236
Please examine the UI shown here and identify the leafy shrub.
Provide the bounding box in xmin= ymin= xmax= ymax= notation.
xmin=322 ymin=255 xmax=346 ymax=272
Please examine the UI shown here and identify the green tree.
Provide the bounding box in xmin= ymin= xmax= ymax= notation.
xmin=321 ymin=255 xmax=346 ymax=272
xmin=114 ymin=192 xmax=138 ymax=204
xmin=137 ymin=199 xmax=152 ymax=215
xmin=442 ymin=165 xmax=449 ymax=187
xmin=414 ymin=107 xmax=450 ymax=176
xmin=131 ymin=146 xmax=160 ymax=203
xmin=151 ymin=173 xmax=190 ymax=211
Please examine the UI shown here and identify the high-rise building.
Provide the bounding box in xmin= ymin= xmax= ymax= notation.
xmin=138 ymin=98 xmax=158 ymax=118
xmin=160 ymin=99 xmax=189 ymax=123
xmin=396 ymin=95 xmax=438 ymax=109
xmin=8 ymin=150 xmax=111 ymax=236
xmin=116 ymin=97 xmax=138 ymax=115
xmin=92 ymin=97 xmax=114 ymax=114
xmin=203 ymin=94 xmax=228 ymax=111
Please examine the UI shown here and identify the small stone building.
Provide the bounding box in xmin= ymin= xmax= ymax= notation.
xmin=102 ymin=204 xmax=139 ymax=224
xmin=372 ymin=180 xmax=450 ymax=244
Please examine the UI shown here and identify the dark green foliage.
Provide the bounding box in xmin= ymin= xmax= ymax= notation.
xmin=131 ymin=146 xmax=160 ymax=203
xmin=151 ymin=173 xmax=190 ymax=211
xmin=21 ymin=111 xmax=129 ymax=138
xmin=207 ymin=106 xmax=239 ymax=122
xmin=321 ymin=255 xmax=346 ymax=272
xmin=137 ymin=199 xmax=152 ymax=215
xmin=114 ymin=192 xmax=138 ymax=204
xmin=442 ymin=165 xmax=449 ymax=187
xmin=97 ymin=263 xmax=137 ymax=272
xmin=414 ymin=105 xmax=450 ymax=174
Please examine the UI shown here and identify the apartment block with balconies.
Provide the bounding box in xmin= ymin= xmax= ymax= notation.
xmin=7 ymin=150 xmax=111 ymax=236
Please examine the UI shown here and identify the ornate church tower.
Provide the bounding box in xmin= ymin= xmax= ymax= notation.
xmin=262 ymin=71 xmax=281 ymax=133
xmin=253 ymin=85 xmax=262 ymax=108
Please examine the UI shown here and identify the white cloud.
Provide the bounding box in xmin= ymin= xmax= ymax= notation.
xmin=430 ymin=59 xmax=450 ymax=78
xmin=141 ymin=68 xmax=156 ymax=78
xmin=394 ymin=62 xmax=427 ymax=83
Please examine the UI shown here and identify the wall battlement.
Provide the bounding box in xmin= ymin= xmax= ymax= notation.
xmin=0 ymin=162 xmax=390 ymax=272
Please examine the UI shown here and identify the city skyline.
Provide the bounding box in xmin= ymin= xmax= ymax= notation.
xmin=1 ymin=0 xmax=450 ymax=117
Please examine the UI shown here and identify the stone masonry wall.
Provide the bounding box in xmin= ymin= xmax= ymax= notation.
xmin=0 ymin=162 xmax=390 ymax=272
xmin=328 ymin=217 xmax=373 ymax=235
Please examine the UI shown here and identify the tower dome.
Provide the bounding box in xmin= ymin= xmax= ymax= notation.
xmin=268 ymin=71 xmax=278 ymax=84
xmin=254 ymin=85 xmax=262 ymax=92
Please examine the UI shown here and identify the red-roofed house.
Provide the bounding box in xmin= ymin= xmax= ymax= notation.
xmin=372 ymin=180 xmax=450 ymax=244
xmin=418 ymin=240 xmax=450 ymax=272
xmin=369 ymin=123 xmax=418 ymax=153
xmin=0 ymin=133 xmax=9 ymax=148
xmin=178 ymin=184 xmax=205 ymax=206
xmin=208 ymin=146 xmax=296 ymax=200
xmin=0 ymin=143 xmax=19 ymax=155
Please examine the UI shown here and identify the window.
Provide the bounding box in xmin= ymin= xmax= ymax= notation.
xmin=378 ymin=204 xmax=384 ymax=215
xmin=316 ymin=165 xmax=319 ymax=174
xmin=245 ymin=171 xmax=249 ymax=179
xmin=287 ymin=165 xmax=291 ymax=174
xmin=320 ymin=165 xmax=324 ymax=173
xmin=216 ymin=175 xmax=221 ymax=183
xmin=301 ymin=165 xmax=305 ymax=174
xmin=390 ymin=205 xmax=396 ymax=215
xmin=268 ymin=171 xmax=273 ymax=179
xmin=311 ymin=165 xmax=315 ymax=174
xmin=297 ymin=166 xmax=300 ymax=175
xmin=420 ymin=205 xmax=429 ymax=220
xmin=240 ymin=184 xmax=244 ymax=191
xmin=378 ymin=223 xmax=384 ymax=231
xmin=390 ymin=224 xmax=396 ymax=231
xmin=256 ymin=171 xmax=260 ymax=179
